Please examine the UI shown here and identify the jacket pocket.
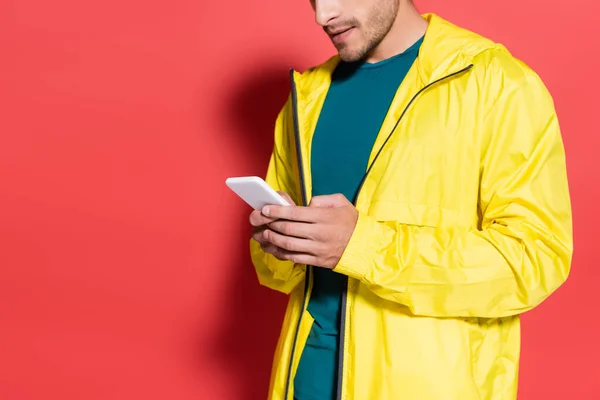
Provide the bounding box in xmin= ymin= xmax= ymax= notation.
xmin=364 ymin=201 xmax=461 ymax=229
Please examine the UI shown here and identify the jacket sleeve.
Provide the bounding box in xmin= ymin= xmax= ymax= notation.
xmin=333 ymin=69 xmax=573 ymax=318
xmin=249 ymin=95 xmax=306 ymax=295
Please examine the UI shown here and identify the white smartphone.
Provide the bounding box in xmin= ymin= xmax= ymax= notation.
xmin=225 ymin=176 xmax=291 ymax=210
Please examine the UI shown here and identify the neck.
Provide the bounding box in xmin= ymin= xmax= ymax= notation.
xmin=364 ymin=2 xmax=428 ymax=63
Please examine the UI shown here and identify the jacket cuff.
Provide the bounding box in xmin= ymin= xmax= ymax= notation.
xmin=334 ymin=211 xmax=390 ymax=280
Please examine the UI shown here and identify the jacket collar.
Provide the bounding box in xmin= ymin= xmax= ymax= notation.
xmin=293 ymin=13 xmax=496 ymax=95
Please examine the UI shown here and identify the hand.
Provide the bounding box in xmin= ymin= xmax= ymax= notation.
xmin=260 ymin=194 xmax=358 ymax=269
xmin=249 ymin=191 xmax=295 ymax=256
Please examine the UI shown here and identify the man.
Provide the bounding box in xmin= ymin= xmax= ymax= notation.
xmin=248 ymin=0 xmax=573 ymax=399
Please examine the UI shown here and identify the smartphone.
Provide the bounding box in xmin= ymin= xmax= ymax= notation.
xmin=225 ymin=176 xmax=291 ymax=210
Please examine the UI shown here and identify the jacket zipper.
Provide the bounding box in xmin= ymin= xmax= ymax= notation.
xmin=335 ymin=63 xmax=475 ymax=400
xmin=282 ymin=63 xmax=474 ymax=399
xmin=284 ymin=68 xmax=311 ymax=400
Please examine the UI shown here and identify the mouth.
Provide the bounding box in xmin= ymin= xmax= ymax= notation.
xmin=328 ymin=27 xmax=354 ymax=45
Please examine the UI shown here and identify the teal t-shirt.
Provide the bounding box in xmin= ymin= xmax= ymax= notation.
xmin=293 ymin=37 xmax=423 ymax=400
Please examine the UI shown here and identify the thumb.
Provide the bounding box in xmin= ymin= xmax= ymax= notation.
xmin=309 ymin=194 xmax=348 ymax=208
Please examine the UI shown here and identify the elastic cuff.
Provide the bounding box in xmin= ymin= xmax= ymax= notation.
xmin=334 ymin=211 xmax=386 ymax=280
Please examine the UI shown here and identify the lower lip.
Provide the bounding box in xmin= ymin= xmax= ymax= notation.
xmin=331 ymin=28 xmax=354 ymax=45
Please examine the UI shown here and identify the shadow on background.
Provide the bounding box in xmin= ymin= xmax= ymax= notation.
xmin=209 ymin=65 xmax=294 ymax=399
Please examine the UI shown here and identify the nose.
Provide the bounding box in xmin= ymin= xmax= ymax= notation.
xmin=312 ymin=0 xmax=341 ymax=27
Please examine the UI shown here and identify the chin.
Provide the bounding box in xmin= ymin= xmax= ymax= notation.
xmin=337 ymin=47 xmax=364 ymax=63
xmin=336 ymin=39 xmax=370 ymax=63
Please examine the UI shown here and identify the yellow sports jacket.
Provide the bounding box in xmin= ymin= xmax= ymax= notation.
xmin=250 ymin=13 xmax=573 ymax=400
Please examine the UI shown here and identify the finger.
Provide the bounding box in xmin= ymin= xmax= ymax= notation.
xmin=277 ymin=191 xmax=296 ymax=206
xmin=260 ymin=242 xmax=279 ymax=255
xmin=267 ymin=220 xmax=317 ymax=240
xmin=261 ymin=243 xmax=294 ymax=263
xmin=249 ymin=209 xmax=277 ymax=227
xmin=253 ymin=231 xmax=283 ymax=258
xmin=252 ymin=228 xmax=268 ymax=245
xmin=262 ymin=205 xmax=326 ymax=223
xmin=256 ymin=238 xmax=300 ymax=262
xmin=309 ymin=194 xmax=349 ymax=208
xmin=272 ymin=248 xmax=318 ymax=266
xmin=264 ymin=229 xmax=318 ymax=254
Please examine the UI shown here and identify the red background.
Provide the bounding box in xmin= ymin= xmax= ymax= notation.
xmin=1 ymin=0 xmax=598 ymax=399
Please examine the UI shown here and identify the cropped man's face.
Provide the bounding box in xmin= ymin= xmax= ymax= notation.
xmin=310 ymin=0 xmax=400 ymax=62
